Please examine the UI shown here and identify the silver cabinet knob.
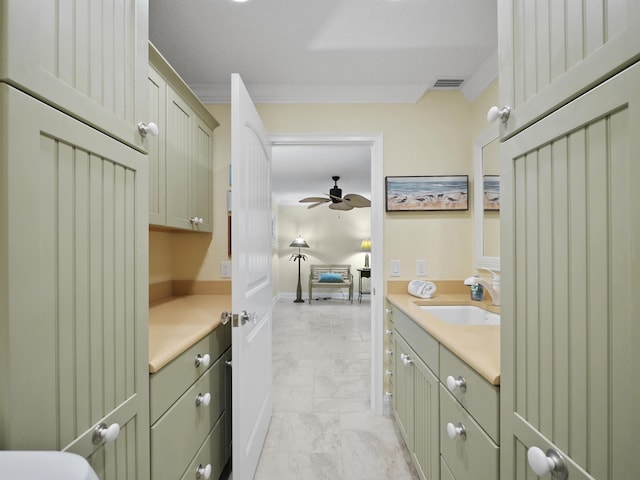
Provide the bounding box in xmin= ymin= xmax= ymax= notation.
xmin=195 ymin=353 xmax=210 ymax=368
xmin=138 ymin=121 xmax=159 ymax=137
xmin=220 ymin=311 xmax=230 ymax=325
xmin=92 ymin=422 xmax=120 ymax=444
xmin=385 ymin=329 xmax=393 ymax=335
xmin=446 ymin=422 xmax=466 ymax=441
xmin=400 ymin=353 xmax=413 ymax=366
xmin=195 ymin=392 xmax=211 ymax=407
xmin=385 ymin=349 xmax=393 ymax=356
xmin=487 ymin=105 xmax=510 ymax=123
xmin=195 ymin=463 xmax=212 ymax=479
xmin=446 ymin=375 xmax=467 ymax=393
xmin=527 ymin=447 xmax=568 ymax=479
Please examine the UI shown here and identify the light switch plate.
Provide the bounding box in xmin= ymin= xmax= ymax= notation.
xmin=220 ymin=261 xmax=232 ymax=278
xmin=416 ymin=259 xmax=427 ymax=276
xmin=390 ymin=260 xmax=401 ymax=277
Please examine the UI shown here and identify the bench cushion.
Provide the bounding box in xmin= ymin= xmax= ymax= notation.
xmin=318 ymin=272 xmax=344 ymax=283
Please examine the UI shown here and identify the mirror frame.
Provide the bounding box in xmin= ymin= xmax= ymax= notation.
xmin=473 ymin=124 xmax=500 ymax=271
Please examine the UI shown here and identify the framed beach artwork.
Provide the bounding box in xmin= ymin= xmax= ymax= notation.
xmin=385 ymin=175 xmax=469 ymax=212
xmin=483 ymin=175 xmax=500 ymax=211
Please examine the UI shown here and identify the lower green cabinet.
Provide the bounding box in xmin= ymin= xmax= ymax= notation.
xmin=149 ymin=324 xmax=231 ymax=480
xmin=393 ymin=328 xmax=440 ymax=480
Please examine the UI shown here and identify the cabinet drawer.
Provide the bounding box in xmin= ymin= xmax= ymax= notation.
xmin=151 ymin=355 xmax=227 ymax=480
xmin=393 ymin=307 xmax=439 ymax=372
xmin=150 ymin=323 xmax=231 ymax=423
xmin=439 ymin=346 xmax=499 ymax=443
xmin=180 ymin=412 xmax=228 ymax=480
xmin=440 ymin=386 xmax=499 ymax=480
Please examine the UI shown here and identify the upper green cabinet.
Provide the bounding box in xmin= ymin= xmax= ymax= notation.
xmin=498 ymin=0 xmax=640 ymax=139
xmin=148 ymin=43 xmax=218 ymax=232
xmin=0 ymin=0 xmax=149 ymax=151
xmin=0 ymin=84 xmax=150 ymax=479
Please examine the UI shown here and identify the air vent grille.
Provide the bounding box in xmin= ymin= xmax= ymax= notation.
xmin=432 ymin=78 xmax=466 ymax=89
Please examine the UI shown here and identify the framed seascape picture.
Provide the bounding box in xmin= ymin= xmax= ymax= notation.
xmin=483 ymin=175 xmax=500 ymax=211
xmin=385 ymin=175 xmax=469 ymax=211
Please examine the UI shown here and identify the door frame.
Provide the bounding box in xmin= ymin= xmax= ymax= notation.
xmin=270 ymin=133 xmax=384 ymax=415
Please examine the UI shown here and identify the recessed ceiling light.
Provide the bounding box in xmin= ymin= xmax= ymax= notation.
xmin=232 ymin=0 xmax=249 ymax=3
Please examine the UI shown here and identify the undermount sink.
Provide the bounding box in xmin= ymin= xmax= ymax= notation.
xmin=420 ymin=305 xmax=500 ymax=326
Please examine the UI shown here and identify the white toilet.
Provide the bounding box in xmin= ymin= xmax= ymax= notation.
xmin=0 ymin=451 xmax=99 ymax=480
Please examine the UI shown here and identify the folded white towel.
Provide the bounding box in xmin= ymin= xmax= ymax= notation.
xmin=407 ymin=280 xmax=437 ymax=299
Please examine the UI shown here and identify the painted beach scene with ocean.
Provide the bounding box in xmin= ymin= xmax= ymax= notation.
xmin=385 ymin=176 xmax=468 ymax=211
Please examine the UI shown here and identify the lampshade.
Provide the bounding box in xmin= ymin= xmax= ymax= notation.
xmin=290 ymin=235 xmax=309 ymax=248
xmin=360 ymin=238 xmax=371 ymax=252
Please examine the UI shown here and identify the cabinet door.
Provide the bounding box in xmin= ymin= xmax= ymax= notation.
xmin=0 ymin=84 xmax=150 ymax=479
xmin=501 ymin=63 xmax=640 ymax=480
xmin=498 ymin=0 xmax=640 ymax=139
xmin=0 ymin=0 xmax=149 ymax=150
xmin=393 ymin=333 xmax=414 ymax=450
xmin=165 ymin=86 xmax=194 ymax=230
xmin=148 ymin=66 xmax=167 ymax=226
xmin=412 ymin=352 xmax=440 ymax=480
xmin=191 ymin=116 xmax=214 ymax=232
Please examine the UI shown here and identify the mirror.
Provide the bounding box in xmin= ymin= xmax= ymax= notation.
xmin=473 ymin=125 xmax=500 ymax=271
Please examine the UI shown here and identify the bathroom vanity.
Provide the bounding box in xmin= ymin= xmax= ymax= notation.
xmin=386 ymin=289 xmax=500 ymax=480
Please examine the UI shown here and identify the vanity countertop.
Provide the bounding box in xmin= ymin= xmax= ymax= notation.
xmin=149 ymin=294 xmax=231 ymax=373
xmin=386 ymin=293 xmax=500 ymax=385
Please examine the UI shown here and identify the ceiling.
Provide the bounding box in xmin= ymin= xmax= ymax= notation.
xmin=148 ymin=0 xmax=498 ymax=206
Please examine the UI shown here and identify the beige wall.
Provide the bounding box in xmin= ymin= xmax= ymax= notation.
xmin=276 ymin=205 xmax=371 ymax=296
xmin=149 ymin=80 xmax=499 ymax=289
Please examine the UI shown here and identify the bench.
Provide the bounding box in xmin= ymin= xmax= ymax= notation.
xmin=308 ymin=264 xmax=353 ymax=304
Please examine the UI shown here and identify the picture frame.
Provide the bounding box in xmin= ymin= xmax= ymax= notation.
xmin=483 ymin=175 xmax=500 ymax=211
xmin=385 ymin=175 xmax=469 ymax=211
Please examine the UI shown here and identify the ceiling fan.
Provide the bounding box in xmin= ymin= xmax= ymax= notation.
xmin=299 ymin=176 xmax=371 ymax=211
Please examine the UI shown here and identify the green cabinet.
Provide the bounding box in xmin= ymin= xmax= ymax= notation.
xmin=500 ymin=62 xmax=640 ymax=480
xmin=0 ymin=84 xmax=150 ymax=478
xmin=148 ymin=44 xmax=218 ymax=232
xmin=392 ymin=309 xmax=440 ymax=480
xmin=0 ymin=0 xmax=149 ymax=151
xmin=150 ymin=323 xmax=232 ymax=480
xmin=498 ymin=0 xmax=640 ymax=139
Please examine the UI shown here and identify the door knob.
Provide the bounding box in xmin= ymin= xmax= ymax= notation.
xmin=527 ymin=446 xmax=568 ymax=479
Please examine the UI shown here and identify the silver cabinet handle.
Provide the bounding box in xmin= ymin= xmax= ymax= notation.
xmin=487 ymin=105 xmax=510 ymax=123
xmin=400 ymin=353 xmax=413 ymax=366
xmin=195 ymin=392 xmax=211 ymax=407
xmin=195 ymin=463 xmax=212 ymax=479
xmin=92 ymin=422 xmax=120 ymax=444
xmin=138 ymin=121 xmax=159 ymax=137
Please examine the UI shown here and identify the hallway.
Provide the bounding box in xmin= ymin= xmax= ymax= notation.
xmin=253 ymin=298 xmax=418 ymax=480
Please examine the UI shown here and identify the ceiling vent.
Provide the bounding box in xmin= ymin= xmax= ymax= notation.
xmin=432 ymin=78 xmax=466 ymax=89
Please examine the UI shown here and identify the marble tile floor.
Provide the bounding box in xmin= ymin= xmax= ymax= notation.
xmin=250 ymin=298 xmax=419 ymax=480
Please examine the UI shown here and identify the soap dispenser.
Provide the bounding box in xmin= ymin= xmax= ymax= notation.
xmin=469 ymin=275 xmax=484 ymax=301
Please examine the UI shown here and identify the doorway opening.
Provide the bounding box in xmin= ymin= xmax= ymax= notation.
xmin=271 ymin=133 xmax=384 ymax=414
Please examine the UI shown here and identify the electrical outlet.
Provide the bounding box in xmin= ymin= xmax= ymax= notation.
xmin=416 ymin=259 xmax=427 ymax=276
xmin=390 ymin=260 xmax=401 ymax=277
xmin=220 ymin=261 xmax=232 ymax=278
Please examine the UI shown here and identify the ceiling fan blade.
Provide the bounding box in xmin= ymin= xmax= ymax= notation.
xmin=342 ymin=193 xmax=371 ymax=208
xmin=306 ymin=201 xmax=326 ymax=209
xmin=329 ymin=201 xmax=354 ymax=211
xmin=299 ymin=196 xmax=329 ymax=204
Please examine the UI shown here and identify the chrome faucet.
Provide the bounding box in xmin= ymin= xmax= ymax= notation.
xmin=464 ymin=273 xmax=501 ymax=306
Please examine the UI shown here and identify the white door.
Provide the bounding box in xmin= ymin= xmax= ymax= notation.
xmin=231 ymin=74 xmax=273 ymax=480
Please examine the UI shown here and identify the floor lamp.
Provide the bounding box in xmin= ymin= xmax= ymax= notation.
xmin=289 ymin=235 xmax=310 ymax=303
